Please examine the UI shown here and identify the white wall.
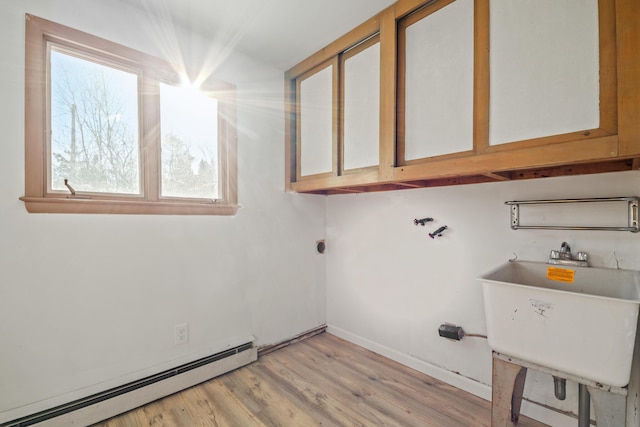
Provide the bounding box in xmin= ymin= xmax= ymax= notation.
xmin=326 ymin=170 xmax=640 ymax=422
xmin=0 ymin=1 xmax=326 ymax=422
xmin=1 ymin=0 xmax=634 ymax=425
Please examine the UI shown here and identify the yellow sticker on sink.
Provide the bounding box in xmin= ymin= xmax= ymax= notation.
xmin=547 ymin=267 xmax=575 ymax=283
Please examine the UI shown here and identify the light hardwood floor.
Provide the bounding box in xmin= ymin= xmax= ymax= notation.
xmin=92 ymin=333 xmax=549 ymax=426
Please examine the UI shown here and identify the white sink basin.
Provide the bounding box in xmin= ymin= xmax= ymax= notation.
xmin=479 ymin=261 xmax=640 ymax=387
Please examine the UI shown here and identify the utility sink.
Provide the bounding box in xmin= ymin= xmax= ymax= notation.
xmin=479 ymin=261 xmax=640 ymax=387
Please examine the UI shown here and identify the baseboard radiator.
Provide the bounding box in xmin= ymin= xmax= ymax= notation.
xmin=2 ymin=342 xmax=257 ymax=427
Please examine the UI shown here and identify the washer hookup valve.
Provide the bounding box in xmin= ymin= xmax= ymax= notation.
xmin=429 ymin=225 xmax=448 ymax=239
xmin=414 ymin=217 xmax=434 ymax=226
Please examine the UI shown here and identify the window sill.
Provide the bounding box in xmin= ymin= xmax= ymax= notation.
xmin=19 ymin=197 xmax=240 ymax=216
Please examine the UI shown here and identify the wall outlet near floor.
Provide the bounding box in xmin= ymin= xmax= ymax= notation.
xmin=174 ymin=323 xmax=189 ymax=345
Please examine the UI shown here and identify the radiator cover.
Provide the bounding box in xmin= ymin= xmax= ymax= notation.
xmin=3 ymin=342 xmax=257 ymax=427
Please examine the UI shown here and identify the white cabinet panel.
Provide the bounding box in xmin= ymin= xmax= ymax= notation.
xmin=403 ymin=1 xmax=474 ymax=160
xmin=343 ymin=41 xmax=380 ymax=171
xmin=299 ymin=64 xmax=334 ymax=177
xmin=489 ymin=0 xmax=600 ymax=145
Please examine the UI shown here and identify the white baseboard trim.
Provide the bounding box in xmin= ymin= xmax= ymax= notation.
xmin=327 ymin=324 xmax=576 ymax=427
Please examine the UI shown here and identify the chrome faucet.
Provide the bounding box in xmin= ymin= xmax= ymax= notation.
xmin=559 ymin=242 xmax=571 ymax=259
xmin=548 ymin=242 xmax=588 ymax=267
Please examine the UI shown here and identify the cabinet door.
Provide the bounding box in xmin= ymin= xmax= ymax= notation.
xmin=297 ymin=60 xmax=337 ymax=178
xmin=489 ymin=0 xmax=601 ymax=146
xmin=342 ymin=37 xmax=380 ymax=172
xmin=398 ymin=0 xmax=474 ymax=163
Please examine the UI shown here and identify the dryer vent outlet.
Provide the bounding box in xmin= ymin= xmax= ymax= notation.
xmin=438 ymin=324 xmax=464 ymax=341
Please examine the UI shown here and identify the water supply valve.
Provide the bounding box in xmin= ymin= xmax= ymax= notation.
xmin=429 ymin=225 xmax=448 ymax=239
xmin=414 ymin=217 xmax=434 ymax=226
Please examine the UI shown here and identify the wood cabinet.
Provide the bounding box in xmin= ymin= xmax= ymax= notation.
xmin=488 ymin=0 xmax=604 ymax=147
xmin=285 ymin=0 xmax=640 ymax=195
xmin=398 ymin=0 xmax=474 ymax=164
xmin=297 ymin=60 xmax=336 ymax=179
xmin=342 ymin=36 xmax=381 ymax=173
xmin=296 ymin=36 xmax=382 ymax=180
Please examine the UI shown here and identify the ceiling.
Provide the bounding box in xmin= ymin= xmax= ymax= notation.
xmin=123 ymin=0 xmax=396 ymax=71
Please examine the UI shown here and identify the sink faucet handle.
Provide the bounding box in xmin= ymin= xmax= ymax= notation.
xmin=550 ymin=250 xmax=560 ymax=259
xmin=577 ymin=252 xmax=588 ymax=262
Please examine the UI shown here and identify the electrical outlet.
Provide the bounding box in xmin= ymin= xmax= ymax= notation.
xmin=174 ymin=323 xmax=189 ymax=345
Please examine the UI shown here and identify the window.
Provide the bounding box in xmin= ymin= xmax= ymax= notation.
xmin=23 ymin=14 xmax=238 ymax=215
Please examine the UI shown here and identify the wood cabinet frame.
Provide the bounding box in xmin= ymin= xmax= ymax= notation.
xmin=286 ymin=16 xmax=382 ymax=189
xmin=295 ymin=58 xmax=340 ymax=181
xmin=340 ymin=34 xmax=381 ymax=176
xmin=396 ymin=0 xmax=466 ymax=167
xmin=475 ymin=0 xmax=617 ymax=155
xmin=285 ymin=0 xmax=640 ymax=194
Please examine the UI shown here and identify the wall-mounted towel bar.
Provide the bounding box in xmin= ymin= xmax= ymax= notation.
xmin=505 ymin=197 xmax=640 ymax=232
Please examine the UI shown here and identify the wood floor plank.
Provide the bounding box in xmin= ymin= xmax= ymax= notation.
xmin=296 ymin=337 xmax=474 ymax=427
xmin=195 ymin=380 xmax=269 ymax=426
xmin=271 ymin=345 xmax=458 ymax=426
xmin=259 ymin=351 xmax=406 ymax=425
xmin=92 ymin=332 xmax=551 ymax=427
xmin=219 ymin=362 xmax=329 ymax=426
xmin=173 ymin=387 xmax=225 ymax=426
xmin=305 ymin=334 xmax=491 ymax=426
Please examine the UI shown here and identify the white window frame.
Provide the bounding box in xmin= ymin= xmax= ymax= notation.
xmin=22 ymin=14 xmax=238 ymax=215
